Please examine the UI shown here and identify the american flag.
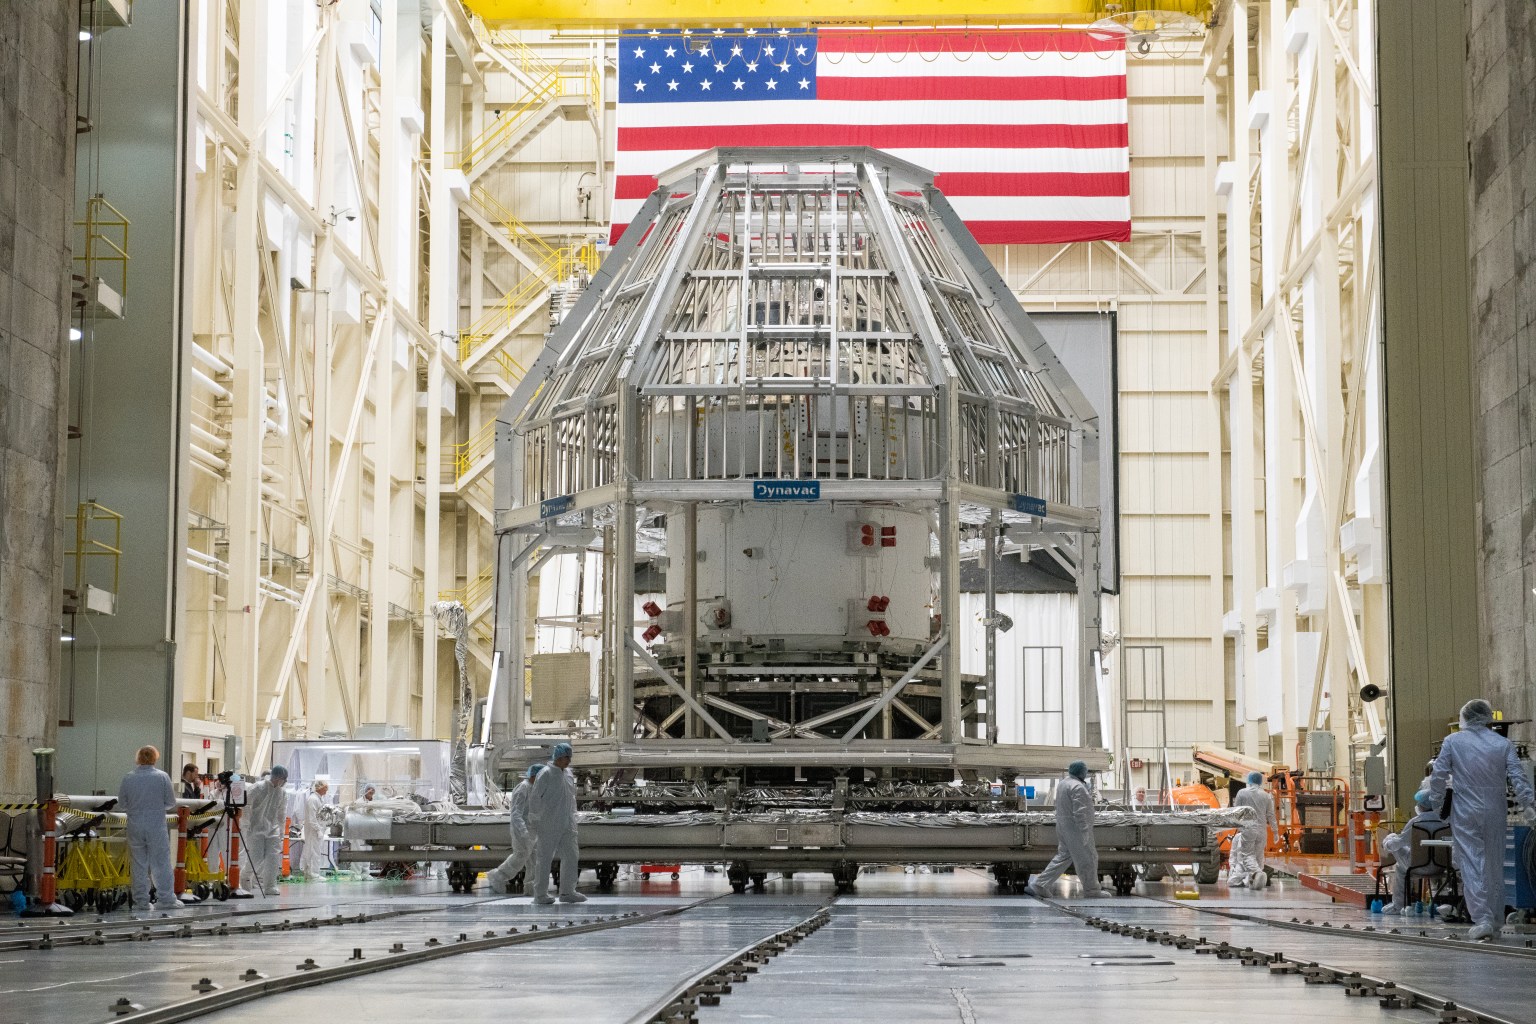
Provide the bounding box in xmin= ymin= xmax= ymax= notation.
xmin=611 ymin=28 xmax=1130 ymax=246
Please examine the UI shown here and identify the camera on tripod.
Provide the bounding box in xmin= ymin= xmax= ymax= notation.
xmin=217 ymin=770 xmax=247 ymax=809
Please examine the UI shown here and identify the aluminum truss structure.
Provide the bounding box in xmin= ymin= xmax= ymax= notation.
xmin=488 ymin=148 xmax=1108 ymax=786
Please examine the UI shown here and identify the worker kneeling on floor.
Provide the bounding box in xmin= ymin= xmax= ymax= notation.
xmin=528 ymin=742 xmax=586 ymax=905
xmin=1228 ymin=771 xmax=1277 ymax=889
xmin=1029 ymin=761 xmax=1103 ymax=898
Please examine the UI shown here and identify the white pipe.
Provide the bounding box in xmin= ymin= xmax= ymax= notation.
xmin=261 ymin=483 xmax=285 ymax=502
xmin=190 ymin=366 xmax=232 ymax=398
xmin=190 ymin=442 xmax=229 ymax=471
xmin=188 ymin=422 xmax=227 ymax=451
xmin=190 ymin=344 xmax=232 ymax=376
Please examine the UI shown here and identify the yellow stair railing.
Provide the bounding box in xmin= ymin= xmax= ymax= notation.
xmin=75 ymin=195 xmax=130 ymax=297
xmin=471 ymin=184 xmax=560 ymax=262
xmin=440 ymin=565 xmax=495 ymax=609
xmin=447 ymin=419 xmax=499 ymax=481
xmin=458 ymin=38 xmax=598 ymax=176
xmin=458 ymin=244 xmax=599 ymax=363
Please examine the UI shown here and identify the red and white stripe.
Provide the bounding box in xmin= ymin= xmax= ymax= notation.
xmin=610 ymin=30 xmax=1130 ymax=246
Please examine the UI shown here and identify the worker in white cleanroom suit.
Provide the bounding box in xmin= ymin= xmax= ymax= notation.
xmin=300 ymin=781 xmax=331 ymax=879
xmin=1227 ymin=771 xmax=1278 ymax=889
xmin=1029 ymin=761 xmax=1103 ymax=898
xmin=485 ymin=763 xmax=546 ymax=893
xmin=1428 ymin=698 xmax=1536 ymax=940
xmin=242 ymin=766 xmax=289 ymax=895
xmin=120 ymin=745 xmax=181 ymax=912
xmin=528 ymin=742 xmax=587 ymax=904
xmin=1381 ymin=790 xmax=1445 ymax=914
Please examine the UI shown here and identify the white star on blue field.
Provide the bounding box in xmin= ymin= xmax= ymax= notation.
xmin=619 ymin=28 xmax=818 ymax=103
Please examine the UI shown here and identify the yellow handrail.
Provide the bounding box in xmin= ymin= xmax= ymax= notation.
xmin=65 ymin=501 xmax=124 ymax=597
xmin=458 ymin=245 xmax=598 ymax=362
xmin=439 ymin=565 xmax=495 ymax=609
xmin=448 ymin=419 xmax=499 ymax=479
xmin=470 ymin=184 xmax=560 ymax=262
xmin=457 ymin=65 xmax=594 ymax=174
xmin=75 ymin=195 xmax=130 ymax=297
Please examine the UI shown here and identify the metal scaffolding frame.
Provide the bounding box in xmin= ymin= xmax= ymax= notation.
xmin=488 ymin=148 xmax=1107 ymax=780
xmin=1207 ymin=0 xmax=1387 ymax=792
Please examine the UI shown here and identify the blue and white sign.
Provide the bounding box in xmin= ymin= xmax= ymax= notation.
xmin=1010 ymin=493 xmax=1048 ymax=517
xmin=753 ymin=480 xmax=821 ymax=502
xmin=539 ymin=494 xmax=575 ymax=519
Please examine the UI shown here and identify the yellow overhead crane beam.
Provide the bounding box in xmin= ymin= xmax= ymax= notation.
xmin=458 ymin=0 xmax=1210 ymax=30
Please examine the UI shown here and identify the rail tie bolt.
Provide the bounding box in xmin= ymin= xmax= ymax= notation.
xmin=239 ymin=969 xmax=267 ymax=982
xmin=296 ymin=958 xmax=319 ymax=971
xmin=349 ymin=948 xmax=365 ymax=961
xmin=192 ymin=977 xmax=221 ymax=993
xmin=391 ymin=942 xmax=406 ymax=953
xmin=109 ymin=997 xmax=143 ymax=1016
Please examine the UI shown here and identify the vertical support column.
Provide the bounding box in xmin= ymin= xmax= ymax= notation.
xmin=937 ymin=496 xmax=962 ymax=743
xmin=683 ymin=503 xmax=698 ymax=739
xmin=1077 ymin=530 xmax=1103 ymax=749
xmin=306 ymin=6 xmax=338 ymax=739
xmin=1259 ymin=0 xmax=1298 ymax=748
xmin=225 ymin=0 xmax=270 ymax=762
xmin=614 ymin=499 xmax=637 ymax=744
xmin=367 ymin=0 xmax=400 ymax=725
xmin=423 ymin=7 xmax=456 ymax=740
xmin=984 ymin=512 xmax=998 ymax=743
xmin=1222 ymin=0 xmax=1263 ymax=756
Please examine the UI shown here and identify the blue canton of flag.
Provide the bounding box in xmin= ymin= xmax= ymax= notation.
xmin=618 ymin=29 xmax=818 ymax=103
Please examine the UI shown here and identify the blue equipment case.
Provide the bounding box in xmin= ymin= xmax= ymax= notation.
xmin=1503 ymin=825 xmax=1536 ymax=910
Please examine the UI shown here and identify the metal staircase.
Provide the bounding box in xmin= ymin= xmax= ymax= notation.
xmin=445 ymin=29 xmax=603 ymax=662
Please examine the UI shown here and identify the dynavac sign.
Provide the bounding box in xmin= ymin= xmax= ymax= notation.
xmin=1010 ymin=493 xmax=1048 ymax=517
xmin=540 ymin=494 xmax=575 ymax=519
xmin=753 ymin=480 xmax=821 ymax=502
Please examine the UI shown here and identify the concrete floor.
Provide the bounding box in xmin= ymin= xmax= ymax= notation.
xmin=4 ymin=869 xmax=1534 ymax=1023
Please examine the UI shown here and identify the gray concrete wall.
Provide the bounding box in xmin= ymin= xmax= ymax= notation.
xmin=0 ymin=3 xmax=78 ymax=800
xmin=1378 ymin=1 xmax=1484 ymax=804
xmin=1467 ymin=1 xmax=1536 ymax=726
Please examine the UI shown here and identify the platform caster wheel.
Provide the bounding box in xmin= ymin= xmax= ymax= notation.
xmin=750 ymin=872 xmax=768 ymax=892
xmin=213 ymin=883 xmax=231 ymax=902
xmin=1195 ymin=860 xmax=1221 ymax=885
xmin=193 ymin=883 xmax=212 ymax=901
xmin=1111 ymin=865 xmax=1137 ymax=896
xmin=596 ymin=862 xmax=619 ymax=891
xmin=832 ymin=861 xmax=860 ymax=894
xmin=671 ymin=871 xmax=680 ymax=881
xmin=727 ymin=862 xmax=750 ymax=894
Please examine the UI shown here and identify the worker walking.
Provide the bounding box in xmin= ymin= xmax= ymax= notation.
xmin=1029 ymin=761 xmax=1103 ymax=898
xmin=1427 ymin=698 xmax=1536 ymax=940
xmin=1381 ymin=790 xmax=1445 ymax=914
xmin=242 ymin=766 xmax=289 ymax=895
xmin=120 ymin=746 xmax=181 ymax=912
xmin=528 ymin=742 xmax=586 ymax=904
xmin=300 ymin=781 xmax=331 ymax=879
xmin=486 ymin=763 xmax=546 ymax=894
xmin=1227 ymin=771 xmax=1278 ymax=889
